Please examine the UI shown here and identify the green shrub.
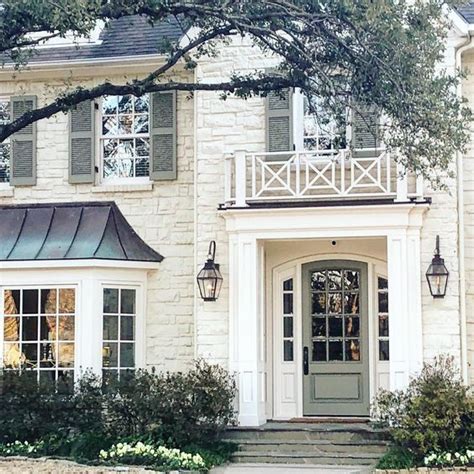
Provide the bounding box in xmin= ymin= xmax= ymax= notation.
xmin=376 ymin=447 xmax=417 ymax=469
xmin=0 ymin=360 xmax=236 ymax=452
xmin=104 ymin=360 xmax=237 ymax=446
xmin=0 ymin=371 xmax=102 ymax=443
xmin=373 ymin=356 xmax=473 ymax=461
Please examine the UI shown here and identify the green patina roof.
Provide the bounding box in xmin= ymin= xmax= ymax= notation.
xmin=0 ymin=201 xmax=163 ymax=263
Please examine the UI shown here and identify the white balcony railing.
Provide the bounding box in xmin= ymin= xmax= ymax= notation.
xmin=224 ymin=149 xmax=424 ymax=207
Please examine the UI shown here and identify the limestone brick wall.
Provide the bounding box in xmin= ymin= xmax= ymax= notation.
xmin=194 ymin=37 xmax=277 ymax=367
xmin=0 ymin=68 xmax=195 ymax=371
xmin=417 ymin=37 xmax=462 ymax=372
xmin=462 ymin=50 xmax=474 ymax=384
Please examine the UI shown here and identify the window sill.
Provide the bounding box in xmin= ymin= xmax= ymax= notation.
xmin=0 ymin=186 xmax=14 ymax=197
xmin=92 ymin=183 xmax=154 ymax=193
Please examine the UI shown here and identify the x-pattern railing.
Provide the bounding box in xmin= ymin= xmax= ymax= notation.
xmin=225 ymin=148 xmax=423 ymax=206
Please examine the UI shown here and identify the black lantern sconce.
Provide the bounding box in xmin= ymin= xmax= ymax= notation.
xmin=426 ymin=235 xmax=449 ymax=298
xmin=197 ymin=241 xmax=223 ymax=301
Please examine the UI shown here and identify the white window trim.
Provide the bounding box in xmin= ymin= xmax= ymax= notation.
xmin=96 ymin=95 xmax=152 ymax=186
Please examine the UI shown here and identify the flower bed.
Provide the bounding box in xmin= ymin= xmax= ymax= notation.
xmin=99 ymin=442 xmax=206 ymax=471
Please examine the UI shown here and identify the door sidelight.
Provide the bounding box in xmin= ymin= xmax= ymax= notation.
xmin=303 ymin=346 xmax=309 ymax=375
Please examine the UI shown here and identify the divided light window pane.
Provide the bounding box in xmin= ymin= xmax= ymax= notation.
xmin=2 ymin=287 xmax=76 ymax=385
xmin=303 ymin=94 xmax=346 ymax=152
xmin=103 ymin=287 xmax=136 ymax=380
xmin=377 ymin=277 xmax=389 ymax=361
xmin=101 ymin=95 xmax=150 ymax=180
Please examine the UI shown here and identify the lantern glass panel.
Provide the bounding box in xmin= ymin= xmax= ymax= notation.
xmin=197 ymin=266 xmax=223 ymax=301
xmin=426 ymin=271 xmax=448 ymax=297
xmin=426 ymin=261 xmax=449 ymax=298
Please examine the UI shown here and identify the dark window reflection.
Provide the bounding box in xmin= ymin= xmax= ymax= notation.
xmin=379 ymin=340 xmax=389 ymax=361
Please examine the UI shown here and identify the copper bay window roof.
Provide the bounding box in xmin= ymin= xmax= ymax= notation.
xmin=0 ymin=201 xmax=163 ymax=262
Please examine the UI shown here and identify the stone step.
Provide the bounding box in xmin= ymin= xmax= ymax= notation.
xmin=232 ymin=451 xmax=381 ymax=466
xmin=226 ymin=427 xmax=389 ymax=443
xmin=229 ymin=439 xmax=389 ymax=455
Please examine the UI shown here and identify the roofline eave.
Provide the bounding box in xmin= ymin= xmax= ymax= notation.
xmin=0 ymin=53 xmax=170 ymax=74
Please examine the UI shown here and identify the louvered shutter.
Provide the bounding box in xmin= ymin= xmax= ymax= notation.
xmin=352 ymin=104 xmax=380 ymax=150
xmin=150 ymin=91 xmax=177 ymax=181
xmin=69 ymin=100 xmax=95 ymax=184
xmin=266 ymin=89 xmax=293 ymax=153
xmin=10 ymin=96 xmax=37 ymax=186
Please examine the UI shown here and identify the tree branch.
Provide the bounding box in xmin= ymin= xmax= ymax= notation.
xmin=0 ymin=77 xmax=296 ymax=143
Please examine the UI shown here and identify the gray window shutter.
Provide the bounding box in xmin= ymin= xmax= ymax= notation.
xmin=266 ymin=89 xmax=293 ymax=153
xmin=352 ymin=103 xmax=380 ymax=150
xmin=69 ymin=100 xmax=95 ymax=184
xmin=150 ymin=91 xmax=177 ymax=181
xmin=10 ymin=95 xmax=37 ymax=186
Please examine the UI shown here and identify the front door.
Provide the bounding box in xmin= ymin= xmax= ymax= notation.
xmin=302 ymin=260 xmax=369 ymax=416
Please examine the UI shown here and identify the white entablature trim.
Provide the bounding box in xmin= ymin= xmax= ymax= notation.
xmin=0 ymin=259 xmax=160 ymax=271
xmin=220 ymin=203 xmax=429 ymax=237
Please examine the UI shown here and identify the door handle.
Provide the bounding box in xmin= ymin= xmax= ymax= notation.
xmin=303 ymin=346 xmax=309 ymax=375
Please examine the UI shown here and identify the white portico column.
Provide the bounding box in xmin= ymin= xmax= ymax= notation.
xmin=229 ymin=234 xmax=266 ymax=426
xmin=387 ymin=229 xmax=423 ymax=390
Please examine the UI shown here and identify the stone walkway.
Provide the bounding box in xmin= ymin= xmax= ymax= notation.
xmin=211 ymin=463 xmax=371 ymax=473
xmin=0 ymin=457 xmax=150 ymax=473
xmin=0 ymin=458 xmax=373 ymax=473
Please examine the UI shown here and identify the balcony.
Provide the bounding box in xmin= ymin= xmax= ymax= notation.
xmin=224 ymin=148 xmax=425 ymax=208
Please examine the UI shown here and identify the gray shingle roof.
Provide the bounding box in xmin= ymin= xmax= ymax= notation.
xmin=0 ymin=201 xmax=163 ymax=262
xmin=457 ymin=2 xmax=474 ymax=23
xmin=7 ymin=15 xmax=185 ymax=64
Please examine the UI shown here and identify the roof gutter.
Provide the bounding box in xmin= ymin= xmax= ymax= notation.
xmin=0 ymin=53 xmax=168 ymax=73
xmin=454 ymin=33 xmax=474 ymax=384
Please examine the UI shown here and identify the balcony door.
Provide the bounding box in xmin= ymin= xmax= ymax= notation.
xmin=302 ymin=260 xmax=369 ymax=416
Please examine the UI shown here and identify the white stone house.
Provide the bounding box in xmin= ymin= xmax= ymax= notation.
xmin=0 ymin=9 xmax=473 ymax=427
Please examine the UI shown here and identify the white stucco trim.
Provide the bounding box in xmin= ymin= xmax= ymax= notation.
xmin=221 ymin=203 xmax=428 ymax=236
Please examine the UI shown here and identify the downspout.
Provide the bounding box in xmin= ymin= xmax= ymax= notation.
xmin=193 ymin=66 xmax=199 ymax=360
xmin=455 ymin=34 xmax=474 ymax=383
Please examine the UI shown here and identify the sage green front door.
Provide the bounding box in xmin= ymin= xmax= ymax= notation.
xmin=302 ymin=260 xmax=369 ymax=416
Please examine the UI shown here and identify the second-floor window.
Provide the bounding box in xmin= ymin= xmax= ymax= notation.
xmin=294 ymin=90 xmax=346 ymax=152
xmin=303 ymin=94 xmax=345 ymax=152
xmin=100 ymin=95 xmax=150 ymax=181
xmin=0 ymin=99 xmax=10 ymax=184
